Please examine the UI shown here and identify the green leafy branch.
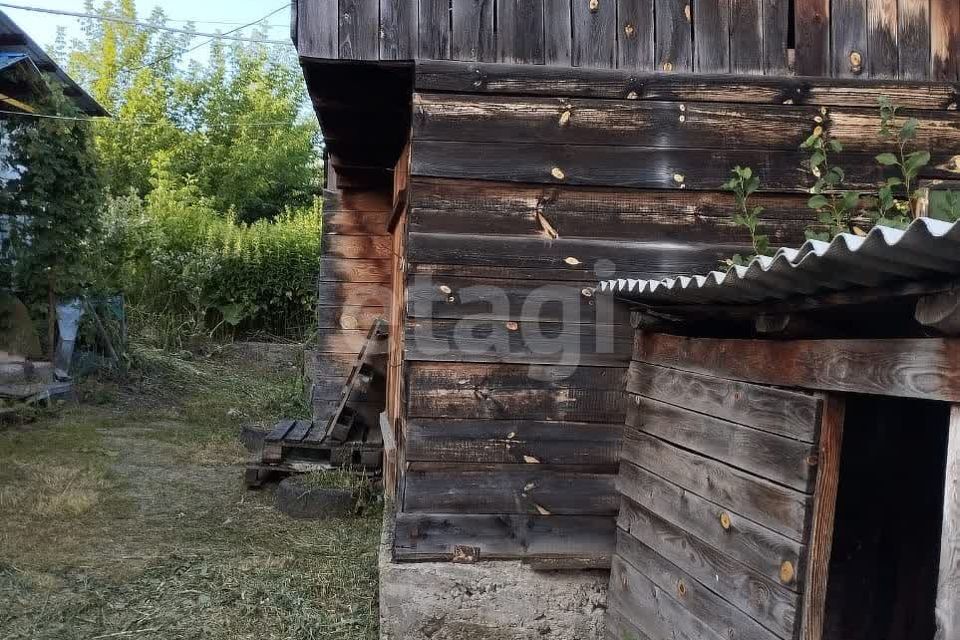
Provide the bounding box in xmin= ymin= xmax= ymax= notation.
xmin=800 ymin=111 xmax=860 ymax=241
xmin=720 ymin=166 xmax=770 ymax=268
xmin=872 ymin=96 xmax=930 ymax=229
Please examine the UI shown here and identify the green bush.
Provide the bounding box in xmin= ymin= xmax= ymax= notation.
xmin=98 ymin=158 xmax=322 ymax=343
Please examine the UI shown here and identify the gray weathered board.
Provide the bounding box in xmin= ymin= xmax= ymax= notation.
xmin=609 ymin=357 xmax=843 ymax=640
xmin=294 ymin=0 xmax=960 ymax=81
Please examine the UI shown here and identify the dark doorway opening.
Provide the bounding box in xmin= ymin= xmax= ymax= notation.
xmin=823 ymin=395 xmax=948 ymax=640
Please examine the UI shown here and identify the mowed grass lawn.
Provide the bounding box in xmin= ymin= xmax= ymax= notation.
xmin=0 ymin=348 xmax=381 ymax=640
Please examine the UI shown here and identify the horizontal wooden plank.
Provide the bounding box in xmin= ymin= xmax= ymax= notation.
xmin=605 ymin=607 xmax=654 ymax=640
xmin=407 ymin=232 xmax=745 ymax=276
xmin=322 ymin=209 xmax=391 ymax=235
xmin=636 ymin=334 xmax=960 ymax=402
xmin=319 ymin=257 xmax=392 ymax=282
xmin=409 ymin=262 xmax=625 ymax=283
xmin=413 ymin=92 xmax=815 ymax=150
xmin=405 ymin=318 xmax=632 ymax=366
xmin=628 ymin=396 xmax=817 ymax=492
xmin=618 ymin=461 xmax=804 ymax=589
xmin=323 ymin=188 xmax=394 ymax=213
xmin=324 ymin=234 xmax=393 ymax=259
xmin=616 ymin=529 xmax=784 ymax=640
xmin=403 ymin=468 xmax=619 ymax=515
xmin=407 ymin=275 xmax=630 ymax=324
xmin=407 ymin=361 xmax=627 ymax=391
xmin=304 ymin=350 xmax=357 ymax=379
xmin=409 ymin=177 xmax=818 ymax=244
xmin=416 ymin=94 xmax=960 ymax=155
xmin=392 ymin=513 xmax=616 ymax=562
xmin=609 ymin=555 xmax=726 ymax=640
xmin=318 ymin=281 xmax=393 ymax=307
xmin=410 ymin=140 xmax=915 ymax=191
xmin=314 ymin=329 xmax=371 ymax=354
xmin=405 ymin=419 xmax=623 ymax=464
xmin=414 ymin=60 xmax=960 ymax=110
xmin=621 ymin=431 xmax=812 ymax=541
xmin=317 ymin=305 xmax=387 ymax=330
xmin=627 ymin=361 xmax=822 ymax=442
xmin=618 ymin=502 xmax=800 ymax=639
xmin=408 ymin=386 xmax=627 ymax=422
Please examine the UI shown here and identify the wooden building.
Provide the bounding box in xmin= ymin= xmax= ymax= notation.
xmin=291 ymin=0 xmax=960 ymax=574
xmin=600 ymin=217 xmax=960 ymax=640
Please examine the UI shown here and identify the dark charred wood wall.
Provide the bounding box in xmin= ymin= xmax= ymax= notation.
xmin=293 ymin=0 xmax=960 ymax=81
xmin=389 ymin=65 xmax=960 ymax=562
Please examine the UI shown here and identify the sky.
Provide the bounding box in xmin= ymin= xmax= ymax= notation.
xmin=3 ymin=0 xmax=292 ymax=65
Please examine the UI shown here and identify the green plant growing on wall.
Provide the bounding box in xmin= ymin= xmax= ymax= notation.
xmin=871 ymin=96 xmax=930 ymax=229
xmin=800 ymin=114 xmax=861 ymax=241
xmin=720 ymin=166 xmax=770 ymax=268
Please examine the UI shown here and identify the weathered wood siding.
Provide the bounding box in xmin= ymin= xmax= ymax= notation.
xmin=389 ymin=69 xmax=960 ymax=561
xmin=295 ymin=0 xmax=960 ymax=80
xmin=610 ymin=349 xmax=844 ymax=640
xmin=306 ymin=188 xmax=393 ymax=425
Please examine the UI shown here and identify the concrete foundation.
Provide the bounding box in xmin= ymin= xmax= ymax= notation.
xmin=379 ymin=510 xmax=608 ymax=640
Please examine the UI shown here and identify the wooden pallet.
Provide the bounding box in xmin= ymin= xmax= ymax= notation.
xmin=246 ymin=321 xmax=390 ymax=488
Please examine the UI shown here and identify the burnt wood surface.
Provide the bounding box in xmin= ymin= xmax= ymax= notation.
xmin=392 ymin=512 xmax=616 ymax=562
xmin=413 ymin=60 xmax=960 ymax=108
xmin=296 ymin=0 xmax=960 ymax=80
xmin=635 ymin=332 xmax=960 ymax=401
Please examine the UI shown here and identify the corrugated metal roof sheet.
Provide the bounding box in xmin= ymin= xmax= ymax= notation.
xmin=598 ymin=217 xmax=960 ymax=305
xmin=0 ymin=52 xmax=28 ymax=73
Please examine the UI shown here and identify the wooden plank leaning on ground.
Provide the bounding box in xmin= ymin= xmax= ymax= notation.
xmin=413 ymin=60 xmax=960 ymax=109
xmin=635 ymin=332 xmax=960 ymax=402
xmin=937 ymin=405 xmax=960 ymax=640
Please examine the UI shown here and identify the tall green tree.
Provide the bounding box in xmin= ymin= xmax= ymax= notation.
xmin=64 ymin=1 xmax=321 ymax=221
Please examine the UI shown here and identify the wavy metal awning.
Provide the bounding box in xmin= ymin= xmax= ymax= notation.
xmin=598 ymin=217 xmax=960 ymax=306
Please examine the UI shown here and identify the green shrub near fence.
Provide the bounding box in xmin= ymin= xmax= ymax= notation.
xmin=100 ymin=158 xmax=322 ymax=345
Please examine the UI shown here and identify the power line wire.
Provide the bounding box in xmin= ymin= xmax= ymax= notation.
xmin=0 ymin=2 xmax=292 ymax=45
xmin=0 ymin=107 xmax=315 ymax=128
xmin=123 ymin=4 xmax=291 ymax=74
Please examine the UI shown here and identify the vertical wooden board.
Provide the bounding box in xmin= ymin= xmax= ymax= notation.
xmin=497 ymin=0 xmax=546 ymax=63
xmin=694 ymin=0 xmax=730 ymax=73
xmin=762 ymin=0 xmax=790 ymax=74
xmin=655 ymin=0 xmax=693 ymax=71
xmin=730 ymin=0 xmax=764 ymax=74
xmin=800 ymin=395 xmax=845 ymax=640
xmin=419 ymin=0 xmax=451 ymax=59
xmin=340 ymin=0 xmax=380 ymax=59
xmin=380 ymin=0 xmax=416 ymax=59
xmin=297 ymin=0 xmax=339 ymax=58
xmin=617 ymin=0 xmax=655 ymax=69
xmin=451 ymin=0 xmax=495 ymax=61
xmin=572 ymin=0 xmax=617 ymax=68
xmin=936 ymin=405 xmax=960 ymax=640
xmin=931 ymin=0 xmax=960 ymax=81
xmin=866 ymin=0 xmax=899 ymax=77
xmin=899 ymin=0 xmax=931 ymax=80
xmin=795 ymin=0 xmax=830 ymax=76
xmin=831 ymin=0 xmax=868 ymax=77
xmin=544 ymin=0 xmax=574 ymax=64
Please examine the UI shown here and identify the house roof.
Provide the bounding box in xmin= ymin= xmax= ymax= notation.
xmin=598 ymin=217 xmax=960 ymax=306
xmin=0 ymin=10 xmax=108 ymax=117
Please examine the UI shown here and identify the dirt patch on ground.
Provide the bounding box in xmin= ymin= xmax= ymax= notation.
xmin=0 ymin=355 xmax=381 ymax=640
